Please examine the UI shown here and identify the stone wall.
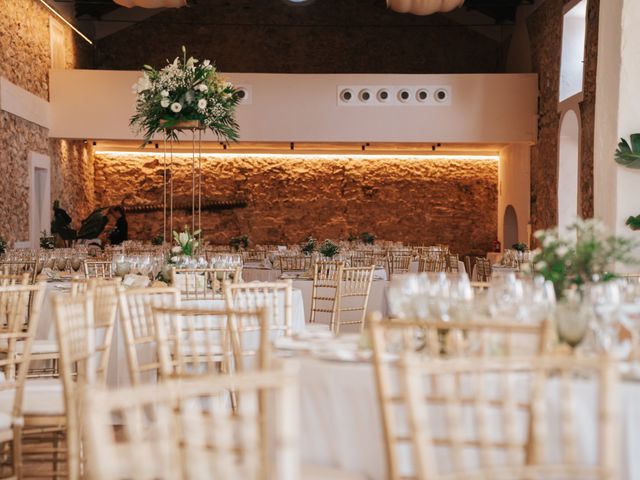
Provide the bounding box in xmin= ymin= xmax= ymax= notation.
xmin=96 ymin=0 xmax=501 ymax=74
xmin=0 ymin=0 xmax=95 ymax=243
xmin=528 ymin=0 xmax=599 ymax=233
xmin=94 ymin=154 xmax=498 ymax=255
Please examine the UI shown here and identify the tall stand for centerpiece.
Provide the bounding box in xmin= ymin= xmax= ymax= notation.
xmin=162 ymin=120 xmax=204 ymax=243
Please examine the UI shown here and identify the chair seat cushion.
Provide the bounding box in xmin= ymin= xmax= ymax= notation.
xmin=0 ymin=379 xmax=64 ymax=416
xmin=301 ymin=464 xmax=368 ymax=480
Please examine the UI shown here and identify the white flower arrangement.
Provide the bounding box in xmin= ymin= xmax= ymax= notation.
xmin=130 ymin=46 xmax=240 ymax=144
xmin=172 ymin=226 xmax=200 ymax=257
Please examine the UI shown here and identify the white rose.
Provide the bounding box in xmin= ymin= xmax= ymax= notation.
xmin=185 ymin=91 xmax=194 ymax=103
xmin=178 ymin=232 xmax=189 ymax=245
xmin=161 ymin=90 xmax=169 ymax=97
xmin=170 ymin=256 xmax=179 ymax=263
xmin=198 ymin=99 xmax=207 ymax=110
xmin=170 ymin=102 xmax=182 ymax=113
xmin=199 ymin=84 xmax=208 ymax=92
xmin=535 ymin=260 xmax=547 ymax=270
xmin=171 ymin=246 xmax=182 ymax=254
xmin=556 ymin=246 xmax=569 ymax=257
xmin=203 ymin=59 xmax=211 ymax=67
xmin=160 ymin=98 xmax=170 ymax=108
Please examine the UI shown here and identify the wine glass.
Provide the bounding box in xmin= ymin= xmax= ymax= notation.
xmin=588 ymin=282 xmax=623 ymax=354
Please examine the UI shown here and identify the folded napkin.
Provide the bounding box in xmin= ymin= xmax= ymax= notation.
xmin=122 ymin=274 xmax=151 ymax=289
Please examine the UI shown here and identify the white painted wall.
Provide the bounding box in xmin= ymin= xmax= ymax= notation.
xmin=49 ymin=70 xmax=538 ymax=143
xmin=27 ymin=152 xmax=52 ymax=249
xmin=498 ymin=143 xmax=531 ymax=248
xmin=559 ymin=0 xmax=587 ymax=102
xmin=0 ymin=77 xmax=51 ymax=129
xmin=557 ymin=109 xmax=580 ymax=231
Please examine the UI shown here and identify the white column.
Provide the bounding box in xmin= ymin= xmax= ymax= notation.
xmin=593 ymin=0 xmax=640 ymax=235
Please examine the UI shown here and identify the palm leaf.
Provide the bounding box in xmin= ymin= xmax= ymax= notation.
xmin=615 ymin=135 xmax=640 ymax=168
xmin=626 ymin=215 xmax=640 ymax=231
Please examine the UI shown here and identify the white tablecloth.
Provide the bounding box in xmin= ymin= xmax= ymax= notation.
xmin=40 ymin=282 xmax=306 ymax=388
xmin=297 ymin=356 xmax=640 ymax=480
xmin=242 ymin=267 xmax=281 ymax=282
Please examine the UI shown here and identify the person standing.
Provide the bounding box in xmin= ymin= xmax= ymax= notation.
xmin=108 ymin=206 xmax=129 ymax=245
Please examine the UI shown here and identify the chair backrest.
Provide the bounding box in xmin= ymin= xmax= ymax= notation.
xmin=418 ymin=254 xmax=446 ymax=273
xmin=0 ymin=261 xmax=38 ymax=283
xmin=309 ymin=261 xmax=344 ymax=326
xmin=475 ymin=257 xmax=492 ymax=282
xmin=153 ymin=306 xmax=269 ymax=379
xmin=277 ymin=255 xmax=311 ymax=274
xmin=387 ymin=254 xmax=412 ymax=278
xmin=224 ymin=281 xmax=293 ymax=337
xmin=349 ymin=251 xmax=375 ymax=268
xmin=0 ymin=273 xmax=30 ymax=287
xmin=52 ymin=291 xmax=97 ymax=480
xmin=83 ymin=363 xmax=300 ymax=480
xmin=83 ymin=260 xmax=113 ymax=279
xmin=242 ymin=250 xmax=268 ymax=263
xmin=171 ymin=267 xmax=241 ymax=300
xmin=332 ymin=266 xmax=375 ymax=334
xmin=370 ymin=315 xmax=571 ymax=480
xmin=117 ymin=287 xmax=180 ymax=385
xmin=447 ymin=253 xmax=460 ymax=272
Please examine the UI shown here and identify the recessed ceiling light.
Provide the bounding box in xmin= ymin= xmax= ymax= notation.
xmin=282 ymin=0 xmax=316 ymax=6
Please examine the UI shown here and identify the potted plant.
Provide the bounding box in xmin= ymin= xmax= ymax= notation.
xmin=229 ymin=235 xmax=249 ymax=251
xmin=361 ymin=232 xmax=376 ymax=245
xmin=319 ymin=239 xmax=340 ymax=259
xmin=301 ymin=236 xmax=317 ymax=255
xmin=40 ymin=231 xmax=55 ymax=250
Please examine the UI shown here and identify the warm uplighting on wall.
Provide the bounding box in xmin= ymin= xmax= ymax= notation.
xmin=94 ymin=151 xmax=500 ymax=161
xmin=39 ymin=0 xmax=93 ymax=45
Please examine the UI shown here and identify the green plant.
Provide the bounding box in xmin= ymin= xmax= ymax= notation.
xmin=172 ymin=226 xmax=200 ymax=256
xmin=130 ymin=46 xmax=240 ymax=145
xmin=361 ymin=232 xmax=376 ymax=245
xmin=319 ymin=239 xmax=340 ymax=258
xmin=533 ymin=218 xmax=637 ymax=298
xmin=615 ymin=134 xmax=640 ymax=168
xmin=229 ymin=235 xmax=249 ymax=251
xmin=40 ymin=231 xmax=55 ymax=250
xmin=301 ymin=236 xmax=316 ymax=255
xmin=512 ymin=242 xmax=527 ymax=252
xmin=0 ymin=237 xmax=6 ymax=256
xmin=151 ymin=235 xmax=164 ymax=246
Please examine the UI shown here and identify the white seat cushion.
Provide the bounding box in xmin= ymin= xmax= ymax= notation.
xmin=302 ymin=464 xmax=368 ymax=480
xmin=0 ymin=379 xmax=64 ymax=416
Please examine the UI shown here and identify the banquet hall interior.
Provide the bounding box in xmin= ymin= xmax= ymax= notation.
xmin=1 ymin=0 xmax=639 ymax=478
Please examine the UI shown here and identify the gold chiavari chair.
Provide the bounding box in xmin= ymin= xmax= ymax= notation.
xmin=83 ymin=260 xmax=113 ymax=279
xmin=0 ymin=273 xmax=30 ymax=287
xmin=153 ymin=306 xmax=269 ymax=380
xmin=446 ymin=253 xmax=460 ymax=273
xmin=83 ymin=363 xmax=300 ymax=480
xmin=278 ymin=255 xmax=311 ymax=276
xmin=309 ymin=261 xmax=343 ymax=327
xmin=171 ymin=266 xmax=242 ymax=300
xmin=475 ymin=256 xmax=492 ymax=282
xmin=387 ymin=254 xmax=412 ymax=278
xmin=371 ymin=329 xmax=618 ymax=480
xmin=332 ymin=266 xmax=375 ymax=334
xmin=0 ymin=261 xmax=38 ymax=284
xmin=224 ymin=281 xmax=293 ymax=338
xmin=74 ymin=278 xmax=120 ymax=384
xmin=418 ymin=254 xmax=446 ymax=273
xmin=0 ymin=283 xmax=46 ymax=479
xmin=242 ymin=249 xmax=268 ymax=263
xmin=349 ymin=251 xmax=374 ymax=268
xmin=117 ymin=287 xmax=181 ymax=386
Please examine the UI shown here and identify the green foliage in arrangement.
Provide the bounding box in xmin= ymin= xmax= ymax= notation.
xmin=319 ymin=239 xmax=340 ymax=258
xmin=229 ymin=235 xmax=249 ymax=251
xmin=301 ymin=236 xmax=317 ymax=255
xmin=40 ymin=231 xmax=55 ymax=250
xmin=360 ymin=232 xmax=376 ymax=245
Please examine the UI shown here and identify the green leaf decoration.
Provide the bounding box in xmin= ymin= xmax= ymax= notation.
xmin=615 ymin=134 xmax=640 ymax=168
xmin=626 ymin=215 xmax=640 ymax=231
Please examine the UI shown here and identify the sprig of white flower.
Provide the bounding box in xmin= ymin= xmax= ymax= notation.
xmin=170 ymin=102 xmax=182 ymax=113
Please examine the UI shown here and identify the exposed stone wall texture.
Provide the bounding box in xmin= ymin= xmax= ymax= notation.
xmin=96 ymin=0 xmax=501 ymax=74
xmin=528 ymin=0 xmax=599 ymax=233
xmin=94 ymin=154 xmax=498 ymax=255
xmin=0 ymin=0 xmax=95 ymax=243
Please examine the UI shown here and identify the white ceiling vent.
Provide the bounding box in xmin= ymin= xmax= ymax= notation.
xmin=338 ymin=85 xmax=451 ymax=106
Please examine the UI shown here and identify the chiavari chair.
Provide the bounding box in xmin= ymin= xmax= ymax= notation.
xmin=83 ymin=260 xmax=113 ymax=279
xmin=387 ymin=254 xmax=412 ymax=278
xmin=369 ymin=315 xmax=568 ymax=480
xmin=349 ymin=251 xmax=374 ymax=268
xmin=83 ymin=363 xmax=300 ymax=480
xmin=0 ymin=273 xmax=30 ymax=287
xmin=171 ymin=266 xmax=241 ymax=300
xmin=447 ymin=253 xmax=460 ymax=273
xmin=0 ymin=261 xmax=38 ymax=284
xmin=475 ymin=257 xmax=492 ymax=282
xmin=309 ymin=261 xmax=344 ymax=328
xmin=332 ymin=266 xmax=375 ymax=334
xmin=372 ymin=324 xmax=617 ymax=480
xmin=418 ymin=254 xmax=446 ymax=273
xmin=242 ymin=249 xmax=268 ymax=263
xmin=224 ymin=281 xmax=293 ymax=338
xmin=278 ymin=255 xmax=311 ymax=276
xmin=0 ymin=284 xmax=45 ymax=479
xmin=117 ymin=287 xmax=181 ymax=386
xmin=153 ymin=306 xmax=269 ymax=380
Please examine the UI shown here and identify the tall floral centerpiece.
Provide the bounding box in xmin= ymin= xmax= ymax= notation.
xmin=130 ymin=46 xmax=241 ymax=143
xmin=171 ymin=226 xmax=200 ymax=261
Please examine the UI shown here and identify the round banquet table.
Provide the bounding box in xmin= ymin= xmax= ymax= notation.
xmin=39 ymin=282 xmax=306 ymax=388
xmin=297 ymin=356 xmax=640 ymax=480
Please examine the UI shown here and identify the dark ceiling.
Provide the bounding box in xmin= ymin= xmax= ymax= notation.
xmin=68 ymin=0 xmax=534 ymax=24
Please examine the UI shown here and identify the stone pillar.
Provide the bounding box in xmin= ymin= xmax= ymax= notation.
xmin=593 ymin=0 xmax=640 ymax=236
